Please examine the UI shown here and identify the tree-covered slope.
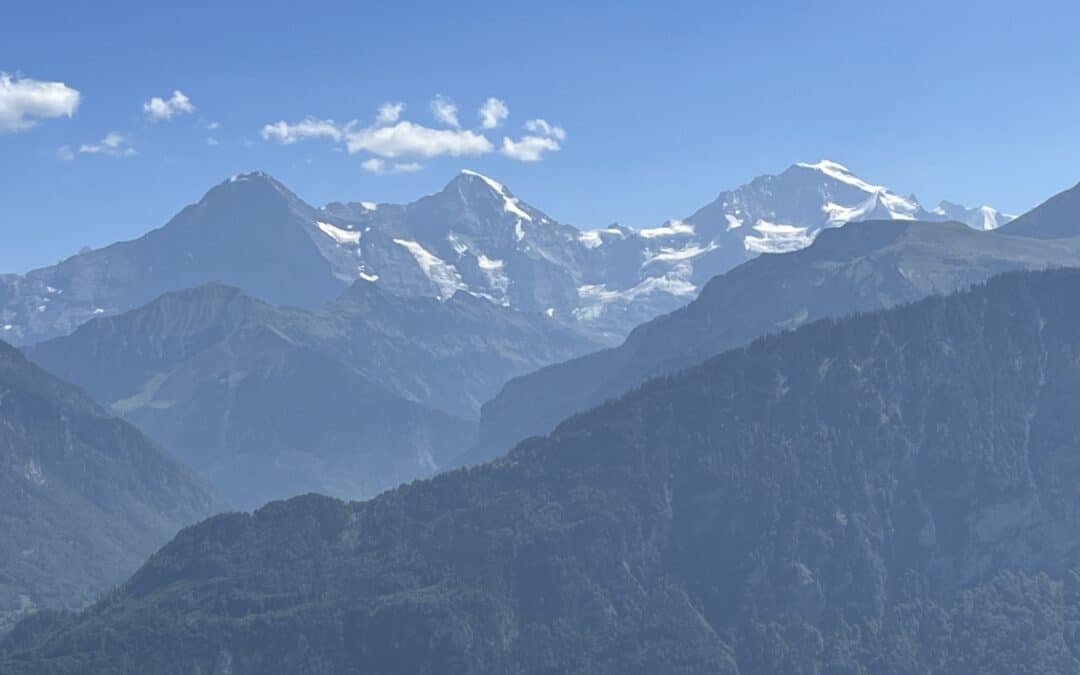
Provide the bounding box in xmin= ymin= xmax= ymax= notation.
xmin=0 ymin=172 xmax=344 ymax=345
xmin=0 ymin=340 xmax=219 ymax=632
xmin=462 ymin=219 xmax=1080 ymax=467
xmin=7 ymin=268 xmax=1080 ymax=673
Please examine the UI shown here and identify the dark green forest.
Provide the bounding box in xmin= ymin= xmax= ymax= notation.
xmin=6 ymin=268 xmax=1080 ymax=673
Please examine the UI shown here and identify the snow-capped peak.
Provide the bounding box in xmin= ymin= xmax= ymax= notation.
xmin=795 ymin=159 xmax=887 ymax=194
xmin=455 ymin=169 xmax=533 ymax=222
xmin=226 ymin=170 xmax=273 ymax=184
xmin=931 ymin=200 xmax=1014 ymax=231
xmin=459 ymin=169 xmax=506 ymax=193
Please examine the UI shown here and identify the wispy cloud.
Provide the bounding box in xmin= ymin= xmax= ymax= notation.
xmin=0 ymin=73 xmax=80 ymax=133
xmin=361 ymin=158 xmax=424 ymax=175
xmin=375 ymin=101 xmax=405 ymax=126
xmin=524 ymin=118 xmax=566 ymax=141
xmin=430 ymin=95 xmax=459 ymax=127
xmin=143 ymin=90 xmax=195 ymax=121
xmin=78 ymin=132 xmax=136 ymax=157
xmin=478 ymin=97 xmax=508 ymax=129
xmin=501 ymin=118 xmax=566 ymax=161
xmin=261 ymin=117 xmax=343 ymax=144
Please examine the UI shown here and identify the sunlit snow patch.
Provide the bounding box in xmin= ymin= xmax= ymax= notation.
xmin=637 ymin=219 xmax=695 ymax=239
xmin=644 ymin=242 xmax=718 ymax=265
xmin=578 ymin=227 xmax=627 ymax=249
xmin=477 ymin=253 xmax=510 ymax=301
xmin=743 ymin=220 xmax=813 ymax=254
xmin=393 ymin=238 xmax=465 ymax=299
xmin=316 ymin=221 xmax=362 ymax=245
xmin=574 ymin=266 xmax=697 ymax=321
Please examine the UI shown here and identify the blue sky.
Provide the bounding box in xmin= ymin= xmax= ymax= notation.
xmin=3 ymin=0 xmax=1079 ymax=272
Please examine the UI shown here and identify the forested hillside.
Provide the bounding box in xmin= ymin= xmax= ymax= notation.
xmin=6 ymin=269 xmax=1080 ymax=674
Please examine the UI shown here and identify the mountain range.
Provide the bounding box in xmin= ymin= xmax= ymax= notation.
xmin=27 ymin=281 xmax=596 ymax=508
xmin=0 ymin=339 xmax=218 ymax=632
xmin=6 ymin=268 xmax=1080 ymax=674
xmin=463 ymin=187 xmax=1078 ymax=466
xmin=1 ymin=161 xmax=1013 ymax=347
xmin=0 ymin=160 xmax=1056 ymax=669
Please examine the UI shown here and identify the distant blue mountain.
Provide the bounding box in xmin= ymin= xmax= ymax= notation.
xmin=0 ymin=339 xmax=218 ymax=631
xmin=28 ymin=281 xmax=597 ymax=508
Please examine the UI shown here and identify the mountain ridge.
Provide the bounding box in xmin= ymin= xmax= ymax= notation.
xmin=2 ymin=162 xmax=1014 ymax=346
xmin=7 ymin=268 xmax=1080 ymax=673
xmin=461 ymin=217 xmax=1080 ymax=467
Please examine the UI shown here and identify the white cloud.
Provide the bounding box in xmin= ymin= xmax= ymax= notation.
xmin=375 ymin=101 xmax=405 ymax=126
xmin=207 ymin=121 xmax=220 ymax=130
xmin=0 ymin=73 xmax=80 ymax=132
xmin=143 ymin=90 xmax=195 ymax=121
xmin=345 ymin=120 xmax=492 ymax=158
xmin=207 ymin=137 xmax=219 ymax=146
xmin=261 ymin=117 xmax=343 ymax=144
xmin=524 ymin=118 xmax=567 ymax=141
xmin=478 ymin=97 xmax=509 ymax=129
xmin=57 ymin=145 xmax=74 ymax=162
xmin=501 ymin=135 xmax=560 ymax=161
xmin=430 ymin=95 xmax=459 ymax=127
xmin=362 ymin=158 xmax=425 ymax=175
xmin=261 ymin=100 xmax=561 ymax=165
xmin=79 ymin=132 xmax=136 ymax=157
xmin=501 ymin=118 xmax=566 ymax=161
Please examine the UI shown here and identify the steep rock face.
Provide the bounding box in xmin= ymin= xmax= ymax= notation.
xmin=464 ymin=219 xmax=1080 ymax=466
xmin=0 ymin=173 xmax=343 ymax=345
xmin=27 ymin=282 xmax=596 ymax=508
xmin=325 ymin=171 xmax=589 ymax=310
xmin=7 ymin=269 xmax=1080 ymax=673
xmin=0 ymin=340 xmax=218 ymax=631
xmin=316 ymin=282 xmax=600 ymax=418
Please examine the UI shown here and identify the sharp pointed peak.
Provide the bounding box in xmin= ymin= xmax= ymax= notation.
xmin=451 ymin=169 xmax=510 ymax=195
xmin=223 ymin=169 xmax=279 ymax=185
xmin=436 ymin=170 xmax=535 ymax=222
xmin=213 ymin=170 xmax=301 ymax=198
xmin=794 ymin=158 xmax=855 ymax=174
xmin=201 ymin=170 xmax=311 ymax=212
